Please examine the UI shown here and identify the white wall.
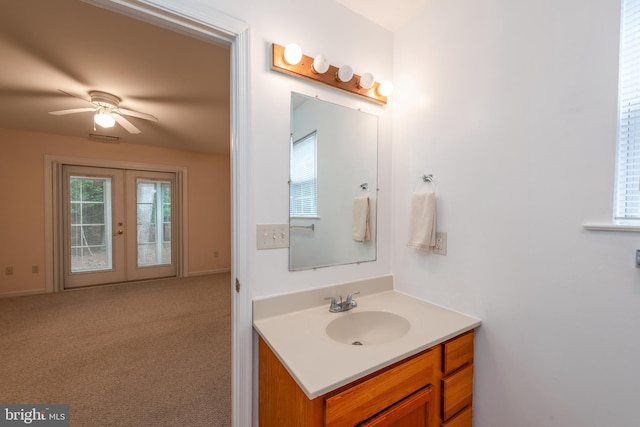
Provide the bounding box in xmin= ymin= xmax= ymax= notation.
xmin=180 ymin=0 xmax=394 ymax=297
xmin=392 ymin=0 xmax=640 ymax=426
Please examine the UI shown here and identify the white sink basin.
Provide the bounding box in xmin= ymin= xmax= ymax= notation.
xmin=325 ymin=311 xmax=411 ymax=346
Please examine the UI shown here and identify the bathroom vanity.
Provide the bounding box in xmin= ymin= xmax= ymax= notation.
xmin=253 ymin=276 xmax=481 ymax=426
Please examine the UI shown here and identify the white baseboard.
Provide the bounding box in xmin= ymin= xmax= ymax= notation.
xmin=188 ymin=268 xmax=231 ymax=276
xmin=0 ymin=288 xmax=48 ymax=298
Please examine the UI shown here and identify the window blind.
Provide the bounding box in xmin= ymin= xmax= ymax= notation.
xmin=290 ymin=132 xmax=317 ymax=216
xmin=615 ymin=0 xmax=640 ymax=221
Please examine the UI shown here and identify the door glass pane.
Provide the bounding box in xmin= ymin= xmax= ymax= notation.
xmin=137 ymin=179 xmax=171 ymax=267
xmin=69 ymin=176 xmax=112 ymax=272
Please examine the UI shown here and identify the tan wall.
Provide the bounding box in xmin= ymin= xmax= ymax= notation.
xmin=0 ymin=128 xmax=230 ymax=295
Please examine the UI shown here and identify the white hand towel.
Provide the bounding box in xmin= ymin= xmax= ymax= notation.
xmin=352 ymin=196 xmax=370 ymax=242
xmin=407 ymin=192 xmax=437 ymax=251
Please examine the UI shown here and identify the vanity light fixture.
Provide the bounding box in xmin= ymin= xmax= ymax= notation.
xmin=271 ymin=43 xmax=390 ymax=104
xmin=312 ymin=55 xmax=330 ymax=74
xmin=283 ymin=43 xmax=303 ymax=65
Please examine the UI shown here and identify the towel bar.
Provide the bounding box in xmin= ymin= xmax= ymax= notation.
xmin=290 ymin=224 xmax=315 ymax=231
xmin=414 ymin=174 xmax=436 ymax=192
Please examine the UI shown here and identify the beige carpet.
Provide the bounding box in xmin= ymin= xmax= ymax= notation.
xmin=0 ymin=273 xmax=231 ymax=426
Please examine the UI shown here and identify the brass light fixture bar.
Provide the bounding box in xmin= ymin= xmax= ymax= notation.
xmin=271 ymin=43 xmax=389 ymax=105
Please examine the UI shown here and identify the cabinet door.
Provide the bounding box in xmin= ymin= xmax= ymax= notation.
xmin=359 ymin=386 xmax=432 ymax=427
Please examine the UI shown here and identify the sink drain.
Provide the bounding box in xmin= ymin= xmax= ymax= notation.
xmin=352 ymin=341 xmax=363 ymax=346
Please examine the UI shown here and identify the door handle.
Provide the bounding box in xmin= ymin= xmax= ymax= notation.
xmin=114 ymin=229 xmax=123 ymax=236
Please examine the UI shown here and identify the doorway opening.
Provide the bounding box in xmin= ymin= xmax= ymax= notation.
xmin=46 ymin=2 xmax=252 ymax=425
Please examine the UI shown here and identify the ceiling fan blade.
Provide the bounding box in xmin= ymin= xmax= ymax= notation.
xmin=113 ymin=113 xmax=141 ymax=134
xmin=48 ymin=107 xmax=96 ymax=115
xmin=57 ymin=89 xmax=93 ymax=104
xmin=118 ymin=108 xmax=158 ymax=122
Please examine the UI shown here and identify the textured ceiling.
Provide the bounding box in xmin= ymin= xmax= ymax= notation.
xmin=0 ymin=0 xmax=230 ymax=154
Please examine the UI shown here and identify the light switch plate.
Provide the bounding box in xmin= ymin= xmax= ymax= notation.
xmin=256 ymin=224 xmax=289 ymax=249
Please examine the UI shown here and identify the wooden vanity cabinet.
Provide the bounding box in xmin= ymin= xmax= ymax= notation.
xmin=258 ymin=330 xmax=475 ymax=427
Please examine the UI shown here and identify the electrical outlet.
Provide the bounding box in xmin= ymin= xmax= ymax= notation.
xmin=433 ymin=232 xmax=447 ymax=255
xmin=256 ymin=224 xmax=289 ymax=249
xmin=5 ymin=267 xmax=13 ymax=275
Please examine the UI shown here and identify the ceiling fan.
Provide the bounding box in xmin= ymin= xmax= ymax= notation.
xmin=48 ymin=90 xmax=158 ymax=134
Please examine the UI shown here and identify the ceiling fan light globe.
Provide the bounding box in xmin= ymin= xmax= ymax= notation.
xmin=95 ymin=111 xmax=115 ymax=128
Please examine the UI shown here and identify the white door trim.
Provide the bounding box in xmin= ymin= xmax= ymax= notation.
xmin=77 ymin=2 xmax=252 ymax=426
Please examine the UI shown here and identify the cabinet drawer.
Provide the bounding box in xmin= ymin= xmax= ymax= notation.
xmin=441 ymin=405 xmax=472 ymax=427
xmin=442 ymin=331 xmax=474 ymax=375
xmin=441 ymin=364 xmax=473 ymax=420
xmin=360 ymin=386 xmax=432 ymax=427
xmin=325 ymin=350 xmax=436 ymax=427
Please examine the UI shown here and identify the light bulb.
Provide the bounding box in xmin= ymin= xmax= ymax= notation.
xmin=336 ymin=65 xmax=353 ymax=83
xmin=358 ymin=73 xmax=375 ymax=90
xmin=377 ymin=80 xmax=394 ymax=97
xmin=312 ymin=55 xmax=329 ymax=74
xmin=283 ymin=43 xmax=302 ymax=65
xmin=94 ymin=110 xmax=115 ymax=128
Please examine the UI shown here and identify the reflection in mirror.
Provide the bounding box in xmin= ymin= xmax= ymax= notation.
xmin=289 ymin=93 xmax=378 ymax=271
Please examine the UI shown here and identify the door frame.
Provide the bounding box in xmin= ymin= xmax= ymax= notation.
xmin=47 ymin=156 xmax=188 ymax=291
xmin=53 ymin=2 xmax=253 ymax=426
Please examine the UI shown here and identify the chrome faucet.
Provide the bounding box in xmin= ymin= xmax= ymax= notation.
xmin=325 ymin=291 xmax=360 ymax=313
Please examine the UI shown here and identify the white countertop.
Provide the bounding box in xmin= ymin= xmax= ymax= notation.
xmin=253 ymin=277 xmax=481 ymax=399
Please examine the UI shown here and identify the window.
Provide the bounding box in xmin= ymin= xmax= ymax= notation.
xmin=615 ymin=0 xmax=640 ymax=222
xmin=69 ymin=176 xmax=112 ymax=272
xmin=290 ymin=131 xmax=317 ymax=216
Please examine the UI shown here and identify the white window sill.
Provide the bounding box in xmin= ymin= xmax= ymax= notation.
xmin=583 ymin=223 xmax=640 ymax=232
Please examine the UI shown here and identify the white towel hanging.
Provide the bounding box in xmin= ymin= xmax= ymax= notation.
xmin=407 ymin=191 xmax=437 ymax=251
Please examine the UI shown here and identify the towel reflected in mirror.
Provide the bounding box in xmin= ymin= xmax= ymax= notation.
xmin=352 ymin=196 xmax=370 ymax=242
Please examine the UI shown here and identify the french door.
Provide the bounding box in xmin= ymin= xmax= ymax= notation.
xmin=62 ymin=165 xmax=177 ymax=288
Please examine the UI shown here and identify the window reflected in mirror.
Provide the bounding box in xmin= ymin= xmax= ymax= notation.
xmin=290 ymin=131 xmax=317 ymax=217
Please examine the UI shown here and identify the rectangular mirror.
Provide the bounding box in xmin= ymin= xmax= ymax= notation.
xmin=289 ymin=92 xmax=378 ymax=271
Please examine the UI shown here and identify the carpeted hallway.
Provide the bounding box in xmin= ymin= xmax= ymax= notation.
xmin=0 ymin=273 xmax=231 ymax=426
